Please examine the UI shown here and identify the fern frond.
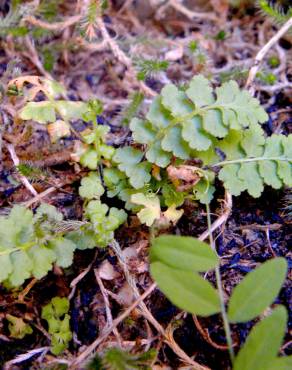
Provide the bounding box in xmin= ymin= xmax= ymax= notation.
xmin=0 ymin=205 xmax=77 ymax=287
xmin=129 ymin=76 xmax=268 ymax=168
xmin=124 ymin=76 xmax=291 ymax=200
xmin=0 ymin=200 xmax=126 ymax=287
xmin=217 ymin=128 xmax=292 ymax=197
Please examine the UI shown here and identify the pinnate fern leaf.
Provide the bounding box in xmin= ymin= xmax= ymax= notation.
xmin=218 ymin=128 xmax=292 ymax=197
xmin=130 ymin=76 xmax=268 ymax=167
xmin=0 ymin=205 xmax=77 ymax=287
xmin=113 ymin=147 xmax=152 ymax=189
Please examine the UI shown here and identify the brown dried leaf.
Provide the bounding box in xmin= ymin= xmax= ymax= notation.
xmin=97 ymin=260 xmax=119 ymax=281
xmin=167 ymin=165 xmax=201 ymax=191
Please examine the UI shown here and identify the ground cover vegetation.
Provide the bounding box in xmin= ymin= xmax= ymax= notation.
xmin=0 ymin=0 xmax=291 ymax=369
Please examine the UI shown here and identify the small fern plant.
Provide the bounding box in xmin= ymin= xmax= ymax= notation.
xmin=107 ymin=75 xmax=291 ymax=225
xmin=0 ymin=199 xmax=126 ymax=288
xmin=41 ymin=296 xmax=72 ymax=355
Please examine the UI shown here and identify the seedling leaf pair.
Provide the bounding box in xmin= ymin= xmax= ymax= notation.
xmin=150 ymin=235 xmax=288 ymax=369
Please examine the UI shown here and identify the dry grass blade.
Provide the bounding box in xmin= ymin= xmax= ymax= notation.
xmin=3 ymin=347 xmax=49 ymax=369
xmin=24 ymin=15 xmax=81 ymax=31
xmin=6 ymin=144 xmax=38 ymax=197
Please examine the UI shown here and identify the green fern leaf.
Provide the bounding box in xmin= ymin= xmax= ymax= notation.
xmin=182 ymin=116 xmax=212 ymax=151
xmin=186 ymin=75 xmax=214 ymax=107
xmin=130 ymin=118 xmax=156 ymax=144
xmin=130 ymin=75 xmax=268 ymax=168
xmin=218 ymin=128 xmax=292 ymax=197
xmin=131 ymin=193 xmax=160 ymax=226
xmin=20 ymin=101 xmax=56 ymax=124
xmin=145 ymin=141 xmax=172 ymax=168
xmin=79 ymin=172 xmax=105 ymax=199
xmin=161 ymin=126 xmax=191 ymax=159
xmin=113 ymin=147 xmax=152 ymax=188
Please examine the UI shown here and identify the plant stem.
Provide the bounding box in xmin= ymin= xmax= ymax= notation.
xmin=213 ymin=156 xmax=290 ymax=167
xmin=206 ymin=204 xmax=235 ymax=363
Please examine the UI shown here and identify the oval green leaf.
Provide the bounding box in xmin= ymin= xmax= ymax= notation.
xmin=150 ymin=261 xmax=220 ymax=316
xmin=267 ymin=356 xmax=292 ymax=370
xmin=228 ymin=257 xmax=287 ymax=323
xmin=150 ymin=235 xmax=218 ymax=272
xmin=234 ymin=305 xmax=287 ymax=370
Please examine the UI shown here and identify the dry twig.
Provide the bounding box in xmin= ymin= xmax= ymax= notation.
xmin=94 ymin=269 xmax=122 ymax=345
xmin=71 ymin=283 xmax=157 ymax=368
xmin=199 ymin=191 xmax=233 ymax=241
xmin=6 ymin=143 xmax=38 ymax=197
xmin=24 ymin=15 xmax=81 ymax=31
xmin=159 ymin=0 xmax=218 ymax=22
xmin=246 ymin=16 xmax=292 ymax=93
xmin=3 ymin=347 xmax=49 ymax=370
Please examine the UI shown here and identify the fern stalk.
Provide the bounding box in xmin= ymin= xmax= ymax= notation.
xmin=213 ymin=156 xmax=291 ymax=167
xmin=206 ymin=203 xmax=235 ymax=363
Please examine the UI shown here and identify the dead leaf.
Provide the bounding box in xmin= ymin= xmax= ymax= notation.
xmin=165 ymin=45 xmax=184 ymax=61
xmin=97 ymin=260 xmax=119 ymax=280
xmin=117 ymin=282 xmax=135 ymax=306
xmin=47 ymin=120 xmax=71 ymax=142
xmin=167 ymin=165 xmax=201 ymax=191
xmin=122 ymin=246 xmax=138 ymax=261
xmin=163 ymin=205 xmax=184 ymax=224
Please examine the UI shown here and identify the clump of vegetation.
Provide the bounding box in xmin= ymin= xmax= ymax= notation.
xmin=0 ymin=0 xmax=291 ymax=368
xmin=87 ymin=347 xmax=156 ymax=370
xmin=41 ymin=297 xmax=72 ymax=355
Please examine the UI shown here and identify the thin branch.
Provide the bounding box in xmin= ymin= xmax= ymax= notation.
xmin=95 ymin=15 xmax=157 ymax=97
xmin=206 ymin=203 xmax=235 ymax=363
xmin=22 ymin=187 xmax=57 ymax=207
xmin=3 ymin=347 xmax=49 ymax=369
xmin=71 ymin=283 xmax=157 ymax=367
xmin=246 ymin=16 xmax=292 ymax=92
xmin=6 ymin=144 xmax=38 ymax=197
xmin=169 ymin=0 xmax=218 ymax=21
xmin=193 ymin=315 xmax=236 ymax=351
xmin=95 ymin=269 xmax=122 ymax=345
xmin=24 ymin=15 xmax=81 ymax=31
xmin=22 ymin=36 xmax=52 ymax=79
